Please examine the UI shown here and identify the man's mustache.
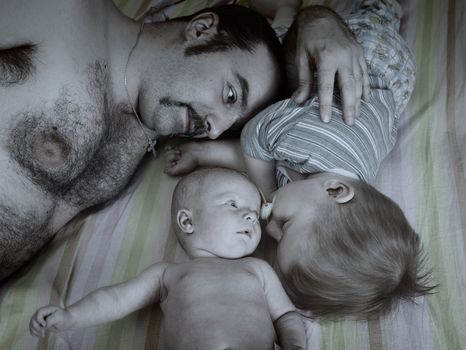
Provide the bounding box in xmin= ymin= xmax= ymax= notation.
xmin=159 ymin=97 xmax=206 ymax=136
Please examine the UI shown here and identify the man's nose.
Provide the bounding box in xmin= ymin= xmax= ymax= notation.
xmin=205 ymin=114 xmax=237 ymax=140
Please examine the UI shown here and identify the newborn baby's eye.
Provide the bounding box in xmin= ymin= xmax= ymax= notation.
xmin=226 ymin=200 xmax=238 ymax=208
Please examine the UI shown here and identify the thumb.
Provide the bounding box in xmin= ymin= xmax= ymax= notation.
xmin=40 ymin=306 xmax=62 ymax=329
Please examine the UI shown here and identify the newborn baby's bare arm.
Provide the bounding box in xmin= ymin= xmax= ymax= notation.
xmin=274 ymin=312 xmax=307 ymax=350
xmin=251 ymin=258 xmax=306 ymax=349
xmin=165 ymin=140 xmax=246 ymax=176
xmin=30 ymin=262 xmax=169 ymax=337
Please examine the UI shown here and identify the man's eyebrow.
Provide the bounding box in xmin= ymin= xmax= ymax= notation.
xmin=236 ymin=72 xmax=249 ymax=112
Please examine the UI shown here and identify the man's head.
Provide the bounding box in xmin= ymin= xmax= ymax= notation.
xmin=266 ymin=173 xmax=435 ymax=319
xmin=171 ymin=168 xmax=261 ymax=259
xmin=138 ymin=5 xmax=285 ymax=140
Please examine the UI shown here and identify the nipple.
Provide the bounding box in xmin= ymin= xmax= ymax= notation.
xmin=32 ymin=131 xmax=69 ymax=168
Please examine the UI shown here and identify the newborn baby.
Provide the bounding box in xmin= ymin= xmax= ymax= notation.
xmin=30 ymin=168 xmax=305 ymax=350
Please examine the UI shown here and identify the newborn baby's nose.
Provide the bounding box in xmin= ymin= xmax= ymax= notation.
xmin=244 ymin=211 xmax=258 ymax=224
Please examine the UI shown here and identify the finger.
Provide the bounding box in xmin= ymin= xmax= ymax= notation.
xmin=164 ymin=147 xmax=180 ymax=156
xmin=292 ymin=50 xmax=313 ymax=104
xmin=317 ymin=65 xmax=337 ymax=123
xmin=37 ymin=307 xmax=53 ymax=322
xmin=44 ymin=312 xmax=60 ymax=329
xmin=338 ymin=66 xmax=356 ymax=125
xmin=164 ymin=163 xmax=180 ymax=175
xmin=353 ymin=58 xmax=362 ymax=118
xmin=165 ymin=152 xmax=180 ymax=163
xmin=360 ymin=56 xmax=371 ymax=102
xmin=29 ymin=319 xmax=40 ymax=336
xmin=30 ymin=319 xmax=45 ymax=338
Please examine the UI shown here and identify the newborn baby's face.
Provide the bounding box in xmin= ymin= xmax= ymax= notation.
xmin=189 ymin=172 xmax=261 ymax=259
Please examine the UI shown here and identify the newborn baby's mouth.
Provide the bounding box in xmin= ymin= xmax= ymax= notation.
xmin=185 ymin=107 xmax=192 ymax=134
xmin=236 ymin=230 xmax=252 ymax=238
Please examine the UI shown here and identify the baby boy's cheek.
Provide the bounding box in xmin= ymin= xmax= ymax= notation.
xmin=275 ymin=243 xmax=290 ymax=274
xmin=265 ymin=220 xmax=282 ymax=242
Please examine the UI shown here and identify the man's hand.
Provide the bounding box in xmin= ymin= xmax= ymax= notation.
xmin=29 ymin=305 xmax=72 ymax=338
xmin=249 ymin=0 xmax=301 ymax=23
xmin=285 ymin=6 xmax=370 ymax=125
xmin=164 ymin=144 xmax=200 ymax=176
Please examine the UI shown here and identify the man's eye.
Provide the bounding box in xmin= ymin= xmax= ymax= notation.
xmin=225 ymin=86 xmax=237 ymax=106
xmin=226 ymin=201 xmax=238 ymax=208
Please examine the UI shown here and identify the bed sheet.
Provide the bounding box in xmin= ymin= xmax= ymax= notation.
xmin=1 ymin=0 xmax=465 ymax=349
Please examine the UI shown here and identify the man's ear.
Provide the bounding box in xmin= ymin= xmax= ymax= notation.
xmin=185 ymin=12 xmax=219 ymax=42
xmin=176 ymin=209 xmax=194 ymax=234
xmin=324 ymin=179 xmax=355 ymax=204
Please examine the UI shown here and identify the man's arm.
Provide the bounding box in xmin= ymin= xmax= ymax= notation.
xmin=284 ymin=5 xmax=370 ymax=125
xmin=250 ymin=258 xmax=306 ymax=350
xmin=30 ymin=262 xmax=169 ymax=337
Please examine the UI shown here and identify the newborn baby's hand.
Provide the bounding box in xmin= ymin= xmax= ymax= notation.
xmin=29 ymin=305 xmax=71 ymax=338
xmin=164 ymin=143 xmax=199 ymax=176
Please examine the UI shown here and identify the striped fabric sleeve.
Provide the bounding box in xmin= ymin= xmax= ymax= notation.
xmin=241 ymin=99 xmax=302 ymax=163
xmin=242 ymin=77 xmax=398 ymax=185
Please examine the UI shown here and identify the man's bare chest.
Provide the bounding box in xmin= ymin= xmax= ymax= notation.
xmin=2 ymin=60 xmax=148 ymax=211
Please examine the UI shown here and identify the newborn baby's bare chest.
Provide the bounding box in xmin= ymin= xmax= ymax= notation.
xmin=165 ymin=259 xmax=264 ymax=302
xmin=161 ymin=259 xmax=276 ymax=350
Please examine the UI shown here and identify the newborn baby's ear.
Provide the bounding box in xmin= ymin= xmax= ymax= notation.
xmin=177 ymin=209 xmax=194 ymax=234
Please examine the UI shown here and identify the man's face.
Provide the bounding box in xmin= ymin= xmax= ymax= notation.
xmin=188 ymin=173 xmax=262 ymax=259
xmin=140 ymin=44 xmax=279 ymax=139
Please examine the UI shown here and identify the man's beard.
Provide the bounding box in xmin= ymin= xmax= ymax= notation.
xmin=159 ymin=97 xmax=206 ymax=137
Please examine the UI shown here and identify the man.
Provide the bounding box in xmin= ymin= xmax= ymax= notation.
xmin=0 ymin=0 xmax=368 ymax=280
xmin=0 ymin=0 xmax=286 ymax=280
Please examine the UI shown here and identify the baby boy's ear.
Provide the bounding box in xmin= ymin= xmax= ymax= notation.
xmin=177 ymin=209 xmax=194 ymax=234
xmin=324 ymin=179 xmax=355 ymax=204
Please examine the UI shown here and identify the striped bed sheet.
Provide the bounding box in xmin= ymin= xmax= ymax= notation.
xmin=1 ymin=0 xmax=465 ymax=349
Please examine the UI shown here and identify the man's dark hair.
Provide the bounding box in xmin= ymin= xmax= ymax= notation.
xmin=180 ymin=5 xmax=286 ymax=98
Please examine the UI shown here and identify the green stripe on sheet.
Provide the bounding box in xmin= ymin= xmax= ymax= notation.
xmin=320 ymin=320 xmax=359 ymax=350
xmin=0 ymin=264 xmax=44 ymax=350
xmin=412 ymin=0 xmax=466 ymax=349
xmin=0 ymin=215 xmax=85 ymax=350
xmin=92 ymin=155 xmax=178 ymax=350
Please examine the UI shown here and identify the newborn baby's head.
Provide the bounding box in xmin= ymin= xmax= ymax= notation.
xmin=171 ymin=168 xmax=261 ymax=259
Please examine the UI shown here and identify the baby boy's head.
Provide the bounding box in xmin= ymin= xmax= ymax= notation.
xmin=172 ymin=168 xmax=261 ymax=259
xmin=266 ymin=172 xmax=434 ymax=319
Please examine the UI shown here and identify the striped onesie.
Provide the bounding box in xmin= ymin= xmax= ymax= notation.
xmin=242 ymin=0 xmax=416 ymax=186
